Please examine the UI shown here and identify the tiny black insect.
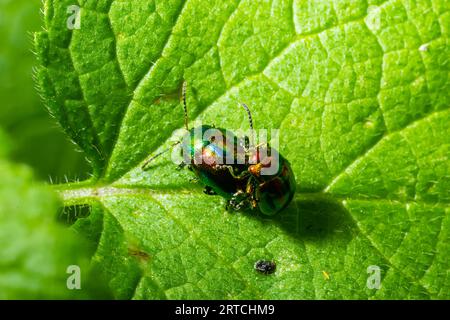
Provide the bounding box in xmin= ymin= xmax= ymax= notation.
xmin=254 ymin=260 xmax=276 ymax=275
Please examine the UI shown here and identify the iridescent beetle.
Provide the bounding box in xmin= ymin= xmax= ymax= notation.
xmin=236 ymin=141 xmax=297 ymax=216
xmin=142 ymin=82 xmax=296 ymax=215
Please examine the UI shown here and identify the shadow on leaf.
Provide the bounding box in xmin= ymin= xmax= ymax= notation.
xmin=268 ymin=196 xmax=356 ymax=242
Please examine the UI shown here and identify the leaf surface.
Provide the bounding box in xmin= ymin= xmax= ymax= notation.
xmin=36 ymin=0 xmax=449 ymax=299
xmin=0 ymin=129 xmax=106 ymax=299
xmin=0 ymin=0 xmax=89 ymax=180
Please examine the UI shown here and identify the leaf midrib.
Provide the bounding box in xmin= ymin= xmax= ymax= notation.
xmin=57 ymin=183 xmax=442 ymax=298
xmin=58 ymin=184 xmax=449 ymax=209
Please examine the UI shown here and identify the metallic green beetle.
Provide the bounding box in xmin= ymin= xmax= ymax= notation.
xmin=143 ymin=82 xmax=296 ymax=215
xmin=243 ymin=143 xmax=296 ymax=215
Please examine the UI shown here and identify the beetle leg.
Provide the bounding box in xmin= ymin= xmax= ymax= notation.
xmin=176 ymin=161 xmax=187 ymax=171
xmin=203 ymin=186 xmax=217 ymax=196
xmin=246 ymin=178 xmax=259 ymax=210
xmin=226 ymin=198 xmax=245 ymax=211
xmin=226 ymin=190 xmax=250 ymax=211
xmin=258 ymin=181 xmax=268 ymax=189
xmin=142 ymin=141 xmax=182 ymax=170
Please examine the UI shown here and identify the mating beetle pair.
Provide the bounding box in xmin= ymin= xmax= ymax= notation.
xmin=143 ymin=83 xmax=296 ymax=216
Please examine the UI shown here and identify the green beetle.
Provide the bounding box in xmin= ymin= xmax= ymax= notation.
xmin=143 ymin=82 xmax=296 ymax=215
xmin=243 ymin=143 xmax=296 ymax=215
xmin=143 ymin=83 xmax=250 ymax=209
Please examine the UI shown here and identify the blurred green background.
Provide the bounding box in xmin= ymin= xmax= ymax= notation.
xmin=0 ymin=0 xmax=89 ymax=182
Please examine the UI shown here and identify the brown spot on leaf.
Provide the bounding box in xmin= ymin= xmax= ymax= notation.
xmin=128 ymin=247 xmax=151 ymax=263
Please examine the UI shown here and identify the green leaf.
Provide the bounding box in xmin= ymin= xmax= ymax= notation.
xmin=0 ymin=0 xmax=90 ymax=181
xmin=0 ymin=129 xmax=108 ymax=299
xmin=36 ymin=0 xmax=449 ymax=299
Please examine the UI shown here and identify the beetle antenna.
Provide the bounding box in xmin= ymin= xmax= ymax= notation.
xmin=142 ymin=141 xmax=181 ymax=170
xmin=241 ymin=103 xmax=255 ymax=148
xmin=182 ymin=81 xmax=189 ymax=130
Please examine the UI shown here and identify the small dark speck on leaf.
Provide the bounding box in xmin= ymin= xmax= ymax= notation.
xmin=254 ymin=260 xmax=276 ymax=275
